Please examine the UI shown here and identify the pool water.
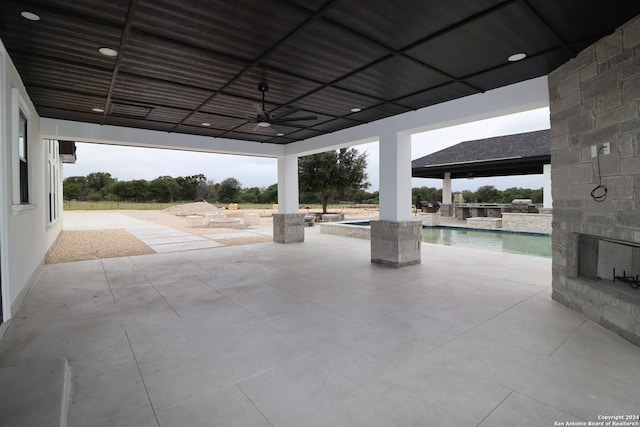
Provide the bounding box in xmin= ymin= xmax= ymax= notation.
xmin=342 ymin=221 xmax=551 ymax=258
xmin=422 ymin=226 xmax=551 ymax=258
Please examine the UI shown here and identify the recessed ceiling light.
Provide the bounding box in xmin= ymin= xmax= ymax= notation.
xmin=276 ymin=132 xmax=284 ymax=136
xmin=508 ymin=52 xmax=526 ymax=62
xmin=92 ymin=107 xmax=104 ymax=113
xmin=201 ymin=122 xmax=211 ymax=127
xmin=98 ymin=47 xmax=118 ymax=57
xmin=21 ymin=11 xmax=40 ymax=21
xmin=350 ymin=107 xmax=362 ymax=113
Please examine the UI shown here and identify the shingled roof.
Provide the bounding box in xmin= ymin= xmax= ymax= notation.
xmin=412 ymin=129 xmax=550 ymax=179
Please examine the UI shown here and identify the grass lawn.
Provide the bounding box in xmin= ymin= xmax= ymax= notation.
xmin=63 ymin=200 xmax=278 ymax=211
xmin=62 ymin=200 xmax=367 ymax=211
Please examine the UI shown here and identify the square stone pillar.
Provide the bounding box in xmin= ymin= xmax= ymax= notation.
xmin=273 ymin=214 xmax=305 ymax=243
xmin=371 ymin=219 xmax=422 ymax=268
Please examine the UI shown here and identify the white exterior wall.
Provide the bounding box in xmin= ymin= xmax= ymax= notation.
xmin=0 ymin=40 xmax=63 ymax=324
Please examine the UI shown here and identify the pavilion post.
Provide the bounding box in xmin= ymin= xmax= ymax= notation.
xmin=371 ymin=131 xmax=422 ymax=267
xmin=441 ymin=172 xmax=453 ymax=216
xmin=273 ymin=155 xmax=304 ymax=243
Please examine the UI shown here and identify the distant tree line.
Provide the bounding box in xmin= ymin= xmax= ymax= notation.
xmin=63 ymin=172 xmax=278 ymax=204
xmin=413 ymin=185 xmax=543 ymax=205
xmin=63 ymin=173 xmax=542 ymax=207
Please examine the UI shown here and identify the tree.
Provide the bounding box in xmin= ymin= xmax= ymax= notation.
xmin=218 ymin=177 xmax=242 ymax=203
xmin=412 ymin=186 xmax=442 ymax=205
xmin=259 ymin=184 xmax=278 ymax=204
xmin=460 ymin=190 xmax=476 ymax=203
xmin=299 ymin=148 xmax=369 ymax=214
xmin=86 ymin=172 xmax=114 ymax=193
xmin=63 ymin=182 xmax=82 ymax=200
xmin=239 ymin=187 xmax=261 ymax=203
xmin=175 ymin=174 xmax=207 ymax=201
xmin=195 ymin=179 xmax=217 ymax=201
xmin=64 ymin=176 xmax=89 ymax=200
xmin=475 ymin=185 xmax=500 ymax=203
xmin=149 ymin=176 xmax=180 ymax=202
xmin=129 ymin=180 xmax=151 ymax=202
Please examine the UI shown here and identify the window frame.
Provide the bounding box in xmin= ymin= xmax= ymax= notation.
xmin=11 ymin=88 xmax=35 ymax=214
xmin=46 ymin=139 xmax=60 ymax=224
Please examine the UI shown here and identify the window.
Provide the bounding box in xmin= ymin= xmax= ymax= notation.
xmin=18 ymin=111 xmax=28 ymax=203
xmin=12 ymin=88 xmax=33 ymax=213
xmin=46 ymin=139 xmax=60 ymax=223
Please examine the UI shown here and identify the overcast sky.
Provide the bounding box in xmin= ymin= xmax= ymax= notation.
xmin=64 ymin=107 xmax=550 ymax=192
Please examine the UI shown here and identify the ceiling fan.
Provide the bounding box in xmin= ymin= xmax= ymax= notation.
xmin=252 ymin=82 xmax=317 ymax=133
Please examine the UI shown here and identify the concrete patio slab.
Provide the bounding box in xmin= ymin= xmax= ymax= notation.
xmin=148 ymin=240 xmax=226 ymax=253
xmin=204 ymin=231 xmax=264 ymax=239
xmin=2 ymin=213 xmax=639 ymax=426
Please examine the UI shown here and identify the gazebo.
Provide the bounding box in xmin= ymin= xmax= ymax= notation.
xmin=411 ymin=129 xmax=551 ymax=214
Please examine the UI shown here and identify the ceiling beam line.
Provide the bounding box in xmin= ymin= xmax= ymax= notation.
xmin=297 ymin=9 xmax=485 ymax=96
xmin=169 ymin=0 xmax=343 ymax=132
xmin=521 ymin=0 xmax=577 ymax=56
xmin=256 ymin=2 xmax=531 ymax=120
xmin=101 ymin=0 xmax=139 ymax=125
xmin=399 ymin=0 xmax=518 ymax=54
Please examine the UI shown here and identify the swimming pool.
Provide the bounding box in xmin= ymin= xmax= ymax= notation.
xmin=330 ymin=221 xmax=551 ymax=258
xmin=422 ymin=226 xmax=551 ymax=258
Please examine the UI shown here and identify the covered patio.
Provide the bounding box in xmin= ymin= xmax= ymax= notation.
xmin=2 ymin=2 xmax=640 ymax=425
xmin=1 ymin=215 xmax=639 ymax=426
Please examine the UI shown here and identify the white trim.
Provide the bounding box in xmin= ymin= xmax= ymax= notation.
xmin=39 ymin=119 xmax=284 ymax=157
xmin=11 ymin=203 xmax=36 ymax=215
xmin=45 ymin=139 xmax=60 ymax=224
xmin=11 ymin=88 xmax=31 ymax=206
xmin=0 ymin=50 xmax=9 ymax=323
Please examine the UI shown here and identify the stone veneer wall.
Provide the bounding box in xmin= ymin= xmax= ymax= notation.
xmin=466 ymin=217 xmax=502 ymax=230
xmin=501 ymin=213 xmax=552 ymax=234
xmin=549 ymin=14 xmax=640 ymax=345
xmin=320 ymin=222 xmax=371 ymax=240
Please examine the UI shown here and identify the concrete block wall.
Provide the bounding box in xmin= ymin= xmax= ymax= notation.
xmin=273 ymin=214 xmax=305 ymax=243
xmin=501 ymin=213 xmax=552 ymax=234
xmin=549 ymin=13 xmax=640 ymax=345
xmin=370 ymin=220 xmax=422 ymax=268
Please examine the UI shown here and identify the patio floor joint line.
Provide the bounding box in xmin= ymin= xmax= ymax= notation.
xmin=125 ymin=330 xmax=161 ymax=427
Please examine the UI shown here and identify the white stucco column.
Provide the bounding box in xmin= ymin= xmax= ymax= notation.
xmin=543 ymin=163 xmax=552 ymax=209
xmin=378 ymin=131 xmax=412 ymax=221
xmin=274 ymin=155 xmax=304 ymax=243
xmin=277 ymin=155 xmax=299 ymax=213
xmin=371 ymin=131 xmax=421 ymax=268
xmin=442 ymin=172 xmax=452 ymax=204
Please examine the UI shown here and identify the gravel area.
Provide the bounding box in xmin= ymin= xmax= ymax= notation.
xmin=47 ymin=203 xmax=378 ymax=264
xmin=46 ymin=229 xmax=155 ymax=264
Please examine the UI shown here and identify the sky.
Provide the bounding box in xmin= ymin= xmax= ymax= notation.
xmin=63 ymin=107 xmax=550 ymax=192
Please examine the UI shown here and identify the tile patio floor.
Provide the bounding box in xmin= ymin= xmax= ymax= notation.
xmin=1 ymin=221 xmax=639 ymax=426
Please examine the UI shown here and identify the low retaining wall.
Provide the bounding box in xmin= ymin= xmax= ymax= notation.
xmin=320 ymin=222 xmax=371 ymax=240
xmin=466 ymin=217 xmax=502 ymax=230
xmin=417 ymin=212 xmax=439 ymax=226
xmin=502 ymin=213 xmax=552 ymax=235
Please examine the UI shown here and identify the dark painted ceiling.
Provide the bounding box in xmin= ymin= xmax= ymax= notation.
xmin=412 ymin=129 xmax=550 ymax=178
xmin=1 ymin=1 xmax=639 ymax=145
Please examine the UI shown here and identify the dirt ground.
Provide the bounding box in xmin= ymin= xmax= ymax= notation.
xmin=46 ymin=202 xmax=379 ymax=264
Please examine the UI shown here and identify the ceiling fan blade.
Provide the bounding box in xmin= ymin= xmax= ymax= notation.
xmin=274 ymin=115 xmax=317 ymax=123
xmin=273 ymin=107 xmax=301 ymax=119
xmin=252 ymin=102 xmax=265 ymax=116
